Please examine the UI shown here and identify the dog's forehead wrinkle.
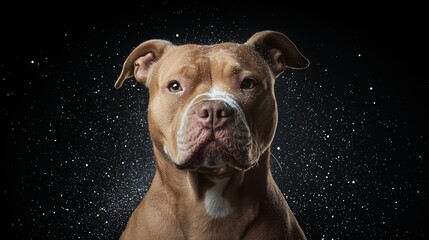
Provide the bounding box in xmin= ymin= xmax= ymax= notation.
xmin=174 ymin=64 xmax=199 ymax=79
xmin=165 ymin=44 xmax=249 ymax=85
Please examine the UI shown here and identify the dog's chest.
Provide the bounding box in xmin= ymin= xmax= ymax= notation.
xmin=204 ymin=177 xmax=231 ymax=218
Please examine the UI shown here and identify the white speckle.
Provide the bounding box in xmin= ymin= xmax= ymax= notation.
xmin=31 ymin=60 xmax=34 ymax=64
xmin=358 ymin=53 xmax=361 ymax=57
xmin=204 ymin=177 xmax=231 ymax=218
xmin=369 ymin=87 xmax=373 ymax=90
xmin=176 ymin=33 xmax=179 ymax=37
xmin=276 ymin=146 xmax=280 ymax=150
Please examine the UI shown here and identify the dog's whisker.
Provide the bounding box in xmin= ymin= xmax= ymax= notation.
xmin=270 ymin=152 xmax=283 ymax=171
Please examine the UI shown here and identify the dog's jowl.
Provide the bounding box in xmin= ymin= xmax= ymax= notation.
xmin=114 ymin=30 xmax=309 ymax=240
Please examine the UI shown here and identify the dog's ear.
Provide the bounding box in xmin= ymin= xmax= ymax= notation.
xmin=114 ymin=40 xmax=174 ymax=89
xmin=245 ymin=30 xmax=309 ymax=77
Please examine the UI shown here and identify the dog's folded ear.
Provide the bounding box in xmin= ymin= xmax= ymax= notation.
xmin=245 ymin=30 xmax=309 ymax=78
xmin=114 ymin=40 xmax=174 ymax=89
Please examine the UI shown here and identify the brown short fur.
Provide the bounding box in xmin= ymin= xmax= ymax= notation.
xmin=114 ymin=30 xmax=309 ymax=240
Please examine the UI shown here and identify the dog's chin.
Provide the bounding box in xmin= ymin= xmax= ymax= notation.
xmin=193 ymin=165 xmax=237 ymax=178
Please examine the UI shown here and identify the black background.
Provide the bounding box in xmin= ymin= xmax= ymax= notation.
xmin=1 ymin=3 xmax=427 ymax=239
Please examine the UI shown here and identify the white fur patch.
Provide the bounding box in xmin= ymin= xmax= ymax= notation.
xmin=204 ymin=177 xmax=231 ymax=218
xmin=178 ymin=88 xmax=244 ymax=135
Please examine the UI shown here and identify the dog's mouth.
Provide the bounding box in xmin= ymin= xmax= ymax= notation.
xmin=175 ymin=139 xmax=253 ymax=172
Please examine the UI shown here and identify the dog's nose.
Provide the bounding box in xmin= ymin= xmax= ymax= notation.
xmin=195 ymin=100 xmax=233 ymax=129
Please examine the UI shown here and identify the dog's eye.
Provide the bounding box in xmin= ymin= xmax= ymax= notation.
xmin=168 ymin=81 xmax=183 ymax=92
xmin=240 ymin=78 xmax=256 ymax=90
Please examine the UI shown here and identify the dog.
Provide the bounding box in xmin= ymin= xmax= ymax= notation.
xmin=114 ymin=30 xmax=309 ymax=240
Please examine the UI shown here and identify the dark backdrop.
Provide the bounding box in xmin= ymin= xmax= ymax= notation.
xmin=1 ymin=3 xmax=427 ymax=239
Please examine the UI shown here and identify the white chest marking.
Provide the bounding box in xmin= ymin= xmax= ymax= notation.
xmin=204 ymin=177 xmax=231 ymax=218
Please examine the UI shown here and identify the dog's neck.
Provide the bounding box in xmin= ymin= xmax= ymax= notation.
xmin=154 ymin=147 xmax=271 ymax=200
xmin=152 ymin=147 xmax=272 ymax=235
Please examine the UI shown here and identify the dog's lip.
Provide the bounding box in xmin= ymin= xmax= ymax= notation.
xmin=175 ymin=139 xmax=211 ymax=170
xmin=175 ymin=147 xmax=253 ymax=172
xmin=175 ymin=134 xmax=256 ymax=171
xmin=175 ymin=154 xmax=202 ymax=170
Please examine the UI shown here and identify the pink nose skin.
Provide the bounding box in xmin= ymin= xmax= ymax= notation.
xmin=194 ymin=100 xmax=233 ymax=129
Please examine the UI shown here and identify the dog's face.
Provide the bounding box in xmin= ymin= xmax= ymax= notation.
xmin=148 ymin=43 xmax=277 ymax=172
xmin=115 ymin=31 xmax=309 ymax=175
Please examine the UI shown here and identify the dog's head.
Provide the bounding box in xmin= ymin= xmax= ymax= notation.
xmin=115 ymin=31 xmax=309 ymax=175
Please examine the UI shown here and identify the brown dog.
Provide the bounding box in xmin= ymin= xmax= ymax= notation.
xmin=114 ymin=30 xmax=309 ymax=240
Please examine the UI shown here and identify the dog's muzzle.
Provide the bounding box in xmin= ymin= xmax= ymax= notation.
xmin=174 ymin=92 xmax=259 ymax=171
